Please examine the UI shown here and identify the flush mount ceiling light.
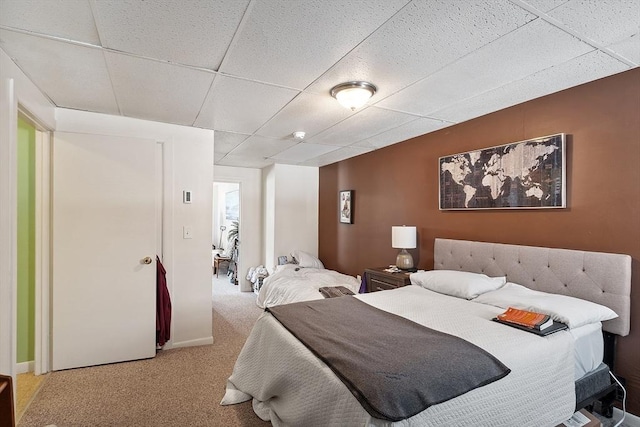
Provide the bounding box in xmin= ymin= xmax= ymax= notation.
xmin=330 ymin=81 xmax=377 ymax=111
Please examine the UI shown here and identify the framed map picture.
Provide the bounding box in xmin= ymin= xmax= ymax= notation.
xmin=439 ymin=134 xmax=566 ymax=210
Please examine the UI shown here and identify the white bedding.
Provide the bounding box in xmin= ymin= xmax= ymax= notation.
xmin=570 ymin=322 xmax=604 ymax=380
xmin=223 ymin=285 xmax=576 ymax=426
xmin=256 ymin=264 xmax=360 ymax=308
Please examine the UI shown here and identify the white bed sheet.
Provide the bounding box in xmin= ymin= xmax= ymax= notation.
xmin=570 ymin=322 xmax=604 ymax=380
xmin=256 ymin=264 xmax=360 ymax=308
xmin=223 ymin=285 xmax=576 ymax=426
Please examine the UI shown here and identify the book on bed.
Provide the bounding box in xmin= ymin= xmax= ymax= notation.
xmin=497 ymin=307 xmax=553 ymax=330
xmin=494 ymin=307 xmax=567 ymax=336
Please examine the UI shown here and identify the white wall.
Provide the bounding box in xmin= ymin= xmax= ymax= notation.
xmin=56 ymin=108 xmax=214 ymax=348
xmin=262 ymin=164 xmax=319 ymax=271
xmin=213 ymin=166 xmax=262 ymax=292
xmin=0 ymin=47 xmax=55 ymax=379
xmin=263 ymin=166 xmax=276 ymax=271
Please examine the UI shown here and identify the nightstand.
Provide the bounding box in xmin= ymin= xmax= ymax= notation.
xmin=364 ymin=267 xmax=412 ymax=292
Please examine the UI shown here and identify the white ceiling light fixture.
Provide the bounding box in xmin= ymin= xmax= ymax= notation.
xmin=292 ymin=131 xmax=306 ymax=141
xmin=330 ymin=81 xmax=377 ymax=111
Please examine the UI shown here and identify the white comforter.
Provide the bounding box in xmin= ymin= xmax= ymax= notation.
xmin=256 ymin=264 xmax=361 ymax=308
xmin=223 ymin=285 xmax=575 ymax=427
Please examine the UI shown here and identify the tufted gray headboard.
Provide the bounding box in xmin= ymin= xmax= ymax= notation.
xmin=434 ymin=238 xmax=632 ymax=336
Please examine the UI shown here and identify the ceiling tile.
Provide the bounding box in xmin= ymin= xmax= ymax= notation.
xmin=93 ymin=0 xmax=249 ymax=70
xmin=299 ymin=146 xmax=374 ymax=167
xmin=214 ymin=152 xmax=226 ymax=164
xmin=353 ymin=117 xmax=451 ymax=149
xmin=307 ymin=1 xmax=536 ymax=101
xmin=214 ymin=130 xmax=250 ymax=154
xmin=0 ymin=29 xmax=119 ymax=114
xmin=431 ymin=50 xmax=630 ymax=123
xmin=219 ymin=0 xmax=410 ymax=88
xmin=195 ymin=75 xmax=299 ymax=133
xmin=307 ymin=107 xmax=418 ymax=147
xmin=217 ymin=154 xmax=275 ymax=169
xmin=521 ymin=0 xmax=571 ymax=13
xmin=229 ymin=135 xmax=298 ymax=158
xmin=105 ymin=51 xmax=214 ymax=126
xmin=378 ymin=19 xmax=593 ymax=116
xmin=606 ymin=34 xmax=640 ymax=65
xmin=256 ymin=92 xmax=353 ymax=139
xmin=546 ymin=0 xmax=640 ymax=46
xmin=271 ymin=143 xmax=339 ymax=163
xmin=0 ymin=0 xmax=100 ymax=45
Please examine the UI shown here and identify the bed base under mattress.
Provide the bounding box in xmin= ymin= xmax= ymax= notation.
xmin=575 ymin=363 xmax=616 ymax=417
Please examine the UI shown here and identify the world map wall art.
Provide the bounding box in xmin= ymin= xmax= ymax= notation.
xmin=439 ymin=133 xmax=566 ymax=210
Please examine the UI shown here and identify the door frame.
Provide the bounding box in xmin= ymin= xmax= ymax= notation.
xmin=17 ymin=108 xmax=52 ymax=376
xmin=0 ymin=79 xmax=52 ymax=387
xmin=0 ymin=78 xmax=18 ymax=380
xmin=30 ymin=113 xmax=51 ymax=375
xmin=213 ymin=179 xmax=244 ymax=291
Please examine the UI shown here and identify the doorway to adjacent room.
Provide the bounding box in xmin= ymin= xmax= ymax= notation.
xmin=212 ymin=181 xmax=240 ymax=292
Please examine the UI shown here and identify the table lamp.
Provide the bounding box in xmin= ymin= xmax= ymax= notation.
xmin=392 ymin=226 xmax=417 ymax=270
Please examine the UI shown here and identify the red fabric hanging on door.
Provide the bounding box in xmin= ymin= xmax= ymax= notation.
xmin=156 ymin=256 xmax=171 ymax=347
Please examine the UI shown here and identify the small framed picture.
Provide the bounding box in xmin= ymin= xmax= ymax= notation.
xmin=339 ymin=190 xmax=353 ymax=224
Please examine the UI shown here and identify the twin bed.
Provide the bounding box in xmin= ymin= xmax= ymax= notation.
xmin=222 ymin=239 xmax=631 ymax=426
xmin=256 ymin=263 xmax=360 ymax=308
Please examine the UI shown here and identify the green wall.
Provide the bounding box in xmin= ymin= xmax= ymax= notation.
xmin=17 ymin=117 xmax=35 ymax=364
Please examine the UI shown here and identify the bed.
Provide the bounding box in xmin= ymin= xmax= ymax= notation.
xmin=222 ymin=239 xmax=631 ymax=426
xmin=256 ymin=263 xmax=361 ymax=309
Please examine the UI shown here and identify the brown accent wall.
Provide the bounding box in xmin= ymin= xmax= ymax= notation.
xmin=319 ymin=68 xmax=640 ymax=414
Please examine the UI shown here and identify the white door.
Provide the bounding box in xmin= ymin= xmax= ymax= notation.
xmin=52 ymin=132 xmax=158 ymax=370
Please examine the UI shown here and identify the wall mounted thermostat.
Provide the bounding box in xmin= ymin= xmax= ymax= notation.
xmin=183 ymin=190 xmax=192 ymax=204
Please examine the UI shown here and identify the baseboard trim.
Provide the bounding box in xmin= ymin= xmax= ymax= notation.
xmin=614 ymin=408 xmax=640 ymax=427
xmin=16 ymin=361 xmax=34 ymax=374
xmin=169 ymin=336 xmax=213 ymax=349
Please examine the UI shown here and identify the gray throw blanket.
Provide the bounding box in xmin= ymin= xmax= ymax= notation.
xmin=318 ymin=286 xmax=355 ymax=298
xmin=266 ymin=297 xmax=510 ymax=422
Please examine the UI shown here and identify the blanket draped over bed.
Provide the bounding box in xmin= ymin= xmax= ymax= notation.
xmin=222 ymin=286 xmax=575 ymax=426
xmin=266 ymin=297 xmax=510 ymax=421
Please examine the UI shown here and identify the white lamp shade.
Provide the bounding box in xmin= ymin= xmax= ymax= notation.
xmin=392 ymin=226 xmax=416 ymax=249
xmin=334 ymin=87 xmax=372 ymax=110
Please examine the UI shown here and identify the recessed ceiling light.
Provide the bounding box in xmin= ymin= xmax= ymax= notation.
xmin=330 ymin=81 xmax=377 ymax=111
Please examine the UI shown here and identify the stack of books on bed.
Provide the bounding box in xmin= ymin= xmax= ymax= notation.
xmin=494 ymin=307 xmax=567 ymax=336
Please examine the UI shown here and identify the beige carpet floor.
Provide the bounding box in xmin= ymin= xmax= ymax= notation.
xmin=18 ymin=276 xmax=269 ymax=427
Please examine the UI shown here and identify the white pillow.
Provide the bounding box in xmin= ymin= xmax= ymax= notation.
xmin=474 ymin=283 xmax=618 ymax=329
xmin=409 ymin=270 xmax=506 ymax=299
xmin=290 ymin=250 xmax=325 ymax=269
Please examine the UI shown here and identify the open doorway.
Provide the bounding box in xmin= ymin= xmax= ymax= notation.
xmin=15 ymin=109 xmax=51 ymax=420
xmin=212 ymin=182 xmax=240 ymax=293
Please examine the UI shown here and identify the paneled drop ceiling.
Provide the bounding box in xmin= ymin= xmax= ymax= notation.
xmin=0 ymin=0 xmax=638 ymax=168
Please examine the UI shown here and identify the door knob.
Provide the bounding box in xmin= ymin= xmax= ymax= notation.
xmin=141 ymin=256 xmax=153 ymax=265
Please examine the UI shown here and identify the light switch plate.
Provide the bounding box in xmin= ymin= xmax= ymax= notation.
xmin=183 ymin=226 xmax=193 ymax=239
xmin=183 ymin=190 xmax=192 ymax=203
